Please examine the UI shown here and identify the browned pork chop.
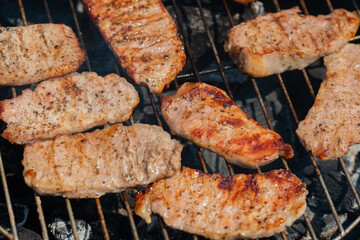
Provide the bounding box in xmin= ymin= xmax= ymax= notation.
xmin=82 ymin=0 xmax=186 ymax=94
xmin=23 ymin=123 xmax=182 ymax=198
xmin=0 ymin=24 xmax=85 ymax=86
xmin=0 ymin=72 xmax=139 ymax=144
xmin=135 ymin=166 xmax=307 ymax=239
xmin=296 ymin=43 xmax=360 ymax=160
xmin=224 ymin=7 xmax=359 ymax=77
xmin=161 ymin=82 xmax=293 ymax=168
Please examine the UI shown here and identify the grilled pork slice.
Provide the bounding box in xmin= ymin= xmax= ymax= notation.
xmin=161 ymin=82 xmax=294 ymax=168
xmin=296 ymin=44 xmax=360 ymax=160
xmin=23 ymin=123 xmax=182 ymax=198
xmin=0 ymin=24 xmax=85 ymax=86
xmin=224 ymin=7 xmax=359 ymax=77
xmin=135 ymin=166 xmax=307 ymax=239
xmin=0 ymin=72 xmax=139 ymax=144
xmin=82 ymin=0 xmax=186 ymax=94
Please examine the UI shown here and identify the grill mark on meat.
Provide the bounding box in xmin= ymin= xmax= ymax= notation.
xmin=218 ymin=176 xmax=235 ymax=190
xmin=135 ymin=167 xmax=307 ymax=239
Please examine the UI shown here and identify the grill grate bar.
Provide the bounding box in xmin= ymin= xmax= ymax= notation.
xmin=171 ymin=0 xmax=201 ymax=82
xmin=17 ymin=0 xmax=27 ymax=26
xmin=176 ymin=65 xmax=235 ymax=79
xmin=195 ymin=0 xmax=233 ymax=99
xmin=121 ymin=192 xmax=140 ymax=240
xmin=65 ymin=199 xmax=80 ymax=240
xmin=334 ymin=214 xmax=360 ymax=240
xmin=0 ymin=153 xmax=18 ymax=240
xmin=33 ymin=193 xmax=49 ymax=240
xmin=338 ymin=157 xmax=360 ymax=207
xmin=0 ymin=224 xmax=12 ymax=240
xmin=43 ymin=0 xmax=52 ymax=23
xmin=95 ymin=199 xmax=110 ymax=240
xmin=325 ymin=0 xmax=334 ymax=12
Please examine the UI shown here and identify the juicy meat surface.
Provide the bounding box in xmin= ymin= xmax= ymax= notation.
xmin=0 ymin=24 xmax=85 ymax=86
xmin=135 ymin=166 xmax=308 ymax=239
xmin=23 ymin=123 xmax=182 ymax=198
xmin=82 ymin=0 xmax=186 ymax=94
xmin=296 ymin=43 xmax=360 ymax=160
xmin=224 ymin=7 xmax=359 ymax=77
xmin=161 ymin=82 xmax=294 ymax=168
xmin=0 ymin=72 xmax=139 ymax=144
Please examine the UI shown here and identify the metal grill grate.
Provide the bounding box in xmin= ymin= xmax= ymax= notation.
xmin=0 ymin=0 xmax=360 ymax=239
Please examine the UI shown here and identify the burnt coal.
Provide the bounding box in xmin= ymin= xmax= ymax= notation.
xmin=14 ymin=226 xmax=42 ymax=240
xmin=304 ymin=160 xmax=357 ymax=214
xmin=49 ymin=218 xmax=92 ymax=240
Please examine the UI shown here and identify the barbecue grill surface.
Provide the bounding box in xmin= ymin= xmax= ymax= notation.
xmin=0 ymin=0 xmax=360 ymax=239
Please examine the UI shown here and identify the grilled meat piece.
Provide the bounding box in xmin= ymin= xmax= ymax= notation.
xmin=0 ymin=24 xmax=85 ymax=86
xmin=0 ymin=72 xmax=139 ymax=144
xmin=224 ymin=7 xmax=359 ymax=77
xmin=82 ymin=0 xmax=186 ymax=94
xmin=296 ymin=43 xmax=360 ymax=160
xmin=161 ymin=82 xmax=294 ymax=169
xmin=23 ymin=123 xmax=182 ymax=198
xmin=135 ymin=166 xmax=307 ymax=239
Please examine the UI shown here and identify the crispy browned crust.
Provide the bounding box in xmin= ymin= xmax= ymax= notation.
xmin=82 ymin=0 xmax=186 ymax=93
xmin=22 ymin=123 xmax=182 ymax=198
xmin=160 ymin=82 xmax=294 ymax=169
xmin=0 ymin=24 xmax=85 ymax=86
xmin=0 ymin=72 xmax=139 ymax=144
xmin=135 ymin=167 xmax=307 ymax=239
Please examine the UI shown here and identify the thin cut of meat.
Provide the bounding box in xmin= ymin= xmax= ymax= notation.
xmin=0 ymin=24 xmax=85 ymax=86
xmin=82 ymin=0 xmax=186 ymax=94
xmin=296 ymin=43 xmax=360 ymax=160
xmin=23 ymin=123 xmax=182 ymax=198
xmin=161 ymin=82 xmax=294 ymax=169
xmin=224 ymin=7 xmax=359 ymax=77
xmin=0 ymin=72 xmax=139 ymax=144
xmin=135 ymin=166 xmax=308 ymax=239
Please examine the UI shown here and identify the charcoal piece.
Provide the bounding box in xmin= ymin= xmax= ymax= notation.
xmin=304 ymin=160 xmax=357 ymax=214
xmin=15 ymin=226 xmax=42 ymax=240
xmin=49 ymin=218 xmax=92 ymax=240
